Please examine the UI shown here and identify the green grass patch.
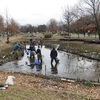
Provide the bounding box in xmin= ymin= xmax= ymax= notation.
xmin=0 ymin=86 xmax=92 ymax=100
xmin=82 ymin=82 xmax=93 ymax=87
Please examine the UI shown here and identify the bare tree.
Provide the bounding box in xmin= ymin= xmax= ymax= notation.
xmin=0 ymin=15 xmax=4 ymax=34
xmin=48 ymin=18 xmax=58 ymax=34
xmin=63 ymin=6 xmax=74 ymax=35
xmin=58 ymin=21 xmax=64 ymax=32
xmin=82 ymin=0 xmax=100 ymax=39
xmin=37 ymin=25 xmax=47 ymax=32
xmin=8 ymin=18 xmax=20 ymax=35
xmin=72 ymin=3 xmax=85 ymax=38
xmin=5 ymin=10 xmax=10 ymax=35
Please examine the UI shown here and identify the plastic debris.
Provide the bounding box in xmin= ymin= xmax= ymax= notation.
xmin=5 ymin=76 xmax=15 ymax=85
xmin=0 ymin=84 xmax=8 ymax=90
xmin=35 ymin=59 xmax=39 ymax=65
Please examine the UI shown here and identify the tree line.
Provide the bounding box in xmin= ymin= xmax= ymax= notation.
xmin=0 ymin=0 xmax=100 ymax=39
xmin=63 ymin=0 xmax=100 ymax=38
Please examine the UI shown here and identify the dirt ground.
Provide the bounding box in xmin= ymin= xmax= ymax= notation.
xmin=0 ymin=33 xmax=100 ymax=100
xmin=0 ymin=71 xmax=100 ymax=100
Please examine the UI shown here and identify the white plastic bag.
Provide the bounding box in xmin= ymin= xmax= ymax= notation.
xmin=5 ymin=76 xmax=15 ymax=85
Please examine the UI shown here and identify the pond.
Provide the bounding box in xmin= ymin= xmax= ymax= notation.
xmin=0 ymin=45 xmax=100 ymax=83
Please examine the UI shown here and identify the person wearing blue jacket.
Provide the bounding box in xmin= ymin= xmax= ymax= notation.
xmin=13 ymin=42 xmax=21 ymax=51
xmin=13 ymin=42 xmax=21 ymax=59
xmin=50 ymin=47 xmax=58 ymax=64
xmin=13 ymin=43 xmax=21 ymax=51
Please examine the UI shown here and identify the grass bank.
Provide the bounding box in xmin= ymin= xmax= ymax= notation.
xmin=0 ymin=72 xmax=99 ymax=100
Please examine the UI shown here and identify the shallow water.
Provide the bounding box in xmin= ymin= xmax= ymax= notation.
xmin=0 ymin=45 xmax=100 ymax=82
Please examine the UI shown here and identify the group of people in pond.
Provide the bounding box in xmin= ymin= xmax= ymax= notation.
xmin=12 ymin=38 xmax=59 ymax=73
xmin=28 ymin=38 xmax=59 ymax=65
xmin=29 ymin=44 xmax=42 ymax=64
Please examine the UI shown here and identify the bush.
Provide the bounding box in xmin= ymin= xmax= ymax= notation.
xmin=82 ymin=82 xmax=93 ymax=87
xmin=44 ymin=33 xmax=52 ymax=38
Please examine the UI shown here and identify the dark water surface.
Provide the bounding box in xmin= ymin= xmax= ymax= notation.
xmin=0 ymin=45 xmax=100 ymax=82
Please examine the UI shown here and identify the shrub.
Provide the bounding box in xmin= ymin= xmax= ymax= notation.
xmin=44 ymin=33 xmax=52 ymax=38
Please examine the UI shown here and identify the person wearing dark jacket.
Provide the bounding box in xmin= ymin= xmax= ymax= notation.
xmin=36 ymin=45 xmax=42 ymax=63
xmin=50 ymin=47 xmax=58 ymax=64
xmin=29 ymin=45 xmax=36 ymax=52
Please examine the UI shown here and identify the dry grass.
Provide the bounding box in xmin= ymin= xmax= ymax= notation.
xmin=0 ymin=34 xmax=24 ymax=58
xmin=0 ymin=72 xmax=100 ymax=100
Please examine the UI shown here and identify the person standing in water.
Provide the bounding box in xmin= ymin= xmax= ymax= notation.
xmin=36 ymin=45 xmax=42 ymax=63
xmin=50 ymin=47 xmax=58 ymax=64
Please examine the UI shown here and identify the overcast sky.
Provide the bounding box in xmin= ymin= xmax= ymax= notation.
xmin=0 ymin=0 xmax=79 ymax=26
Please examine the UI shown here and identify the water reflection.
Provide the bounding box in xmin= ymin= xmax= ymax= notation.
xmin=51 ymin=63 xmax=58 ymax=74
xmin=30 ymin=58 xmax=35 ymax=69
xmin=0 ymin=45 xmax=100 ymax=82
xmin=35 ymin=62 xmax=42 ymax=71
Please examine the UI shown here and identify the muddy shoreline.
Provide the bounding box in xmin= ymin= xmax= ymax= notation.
xmin=44 ymin=39 xmax=100 ymax=61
